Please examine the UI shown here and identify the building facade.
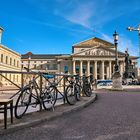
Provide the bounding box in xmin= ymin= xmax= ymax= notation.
xmin=21 ymin=52 xmax=66 ymax=74
xmin=0 ymin=27 xmax=21 ymax=86
xmin=0 ymin=26 xmax=139 ymax=87
xmin=21 ymin=37 xmax=138 ymax=80
xmin=69 ymin=37 xmax=138 ymax=80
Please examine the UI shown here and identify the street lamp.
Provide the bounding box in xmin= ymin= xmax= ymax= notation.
xmin=113 ymin=31 xmax=119 ymax=72
xmin=112 ymin=31 xmax=123 ymax=90
xmin=127 ymin=24 xmax=140 ymax=56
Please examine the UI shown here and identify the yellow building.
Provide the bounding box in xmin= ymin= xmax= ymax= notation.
xmin=21 ymin=52 xmax=62 ymax=74
xmin=0 ymin=27 xmax=21 ymax=86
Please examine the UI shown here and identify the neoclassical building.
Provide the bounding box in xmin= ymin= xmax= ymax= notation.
xmin=0 ymin=27 xmax=21 ymax=86
xmin=58 ymin=37 xmax=138 ymax=79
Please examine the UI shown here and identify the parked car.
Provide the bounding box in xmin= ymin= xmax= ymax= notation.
xmin=97 ymin=80 xmax=112 ymax=86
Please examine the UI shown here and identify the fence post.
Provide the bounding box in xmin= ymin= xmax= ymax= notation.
xmin=39 ymin=75 xmax=43 ymax=111
xmin=21 ymin=73 xmax=24 ymax=89
xmin=40 ymin=75 xmax=42 ymax=93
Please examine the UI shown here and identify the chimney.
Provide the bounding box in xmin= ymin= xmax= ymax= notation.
xmin=0 ymin=27 xmax=4 ymax=44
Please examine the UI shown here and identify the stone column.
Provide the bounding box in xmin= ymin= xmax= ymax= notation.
xmin=73 ymin=60 xmax=76 ymax=75
xmin=101 ymin=61 xmax=104 ymax=80
xmin=109 ymin=61 xmax=112 ymax=79
xmin=87 ymin=60 xmax=90 ymax=76
xmin=94 ymin=61 xmax=97 ymax=79
xmin=106 ymin=65 xmax=109 ymax=79
xmin=80 ymin=61 xmax=83 ymax=77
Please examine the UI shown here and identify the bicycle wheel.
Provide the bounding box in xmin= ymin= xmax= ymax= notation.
xmin=83 ymin=84 xmax=92 ymax=97
xmin=42 ymin=86 xmax=57 ymax=110
xmin=75 ymin=85 xmax=81 ymax=101
xmin=15 ymin=87 xmax=31 ymax=119
xmin=65 ymin=85 xmax=76 ymax=105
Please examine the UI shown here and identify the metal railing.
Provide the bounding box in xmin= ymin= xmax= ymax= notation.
xmin=0 ymin=70 xmax=94 ymax=118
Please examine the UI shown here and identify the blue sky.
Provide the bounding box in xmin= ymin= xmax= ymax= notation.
xmin=0 ymin=0 xmax=140 ymax=57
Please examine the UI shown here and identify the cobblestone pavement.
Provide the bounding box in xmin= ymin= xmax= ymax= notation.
xmin=1 ymin=89 xmax=140 ymax=140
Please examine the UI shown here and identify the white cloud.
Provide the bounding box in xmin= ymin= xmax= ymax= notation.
xmin=53 ymin=0 xmax=140 ymax=31
xmin=67 ymin=4 xmax=93 ymax=28
xmin=54 ymin=2 xmax=94 ymax=29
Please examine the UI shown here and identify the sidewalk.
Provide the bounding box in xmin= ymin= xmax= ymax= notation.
xmin=97 ymin=85 xmax=140 ymax=90
xmin=0 ymin=93 xmax=97 ymax=135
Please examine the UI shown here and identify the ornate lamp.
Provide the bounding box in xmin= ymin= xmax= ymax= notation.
xmin=112 ymin=31 xmax=123 ymax=90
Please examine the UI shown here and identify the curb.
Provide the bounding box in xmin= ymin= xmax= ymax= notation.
xmin=0 ymin=93 xmax=97 ymax=135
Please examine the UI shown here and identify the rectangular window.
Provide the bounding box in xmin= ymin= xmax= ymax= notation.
xmin=64 ymin=66 xmax=68 ymax=73
xmin=76 ymin=66 xmax=79 ymax=74
xmin=10 ymin=58 xmax=12 ymax=65
xmin=6 ymin=56 xmax=8 ymax=64
xmin=1 ymin=54 xmax=3 ymax=63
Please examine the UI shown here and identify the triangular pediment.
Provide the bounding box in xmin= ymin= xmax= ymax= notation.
xmin=72 ymin=45 xmax=125 ymax=57
xmin=72 ymin=37 xmax=116 ymax=54
xmin=73 ymin=37 xmax=114 ymax=48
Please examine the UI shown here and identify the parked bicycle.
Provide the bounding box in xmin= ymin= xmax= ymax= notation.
xmin=65 ymin=74 xmax=93 ymax=105
xmin=43 ymin=74 xmax=78 ymax=106
xmin=15 ymin=68 xmax=57 ymax=119
xmin=82 ymin=75 xmax=93 ymax=97
xmin=65 ymin=75 xmax=81 ymax=105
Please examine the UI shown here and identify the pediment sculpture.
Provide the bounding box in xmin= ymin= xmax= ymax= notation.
xmin=84 ymin=49 xmax=114 ymax=56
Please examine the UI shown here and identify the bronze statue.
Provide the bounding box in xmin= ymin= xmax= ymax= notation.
xmin=123 ymin=49 xmax=134 ymax=79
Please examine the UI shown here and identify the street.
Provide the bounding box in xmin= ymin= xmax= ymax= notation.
xmin=1 ymin=89 xmax=140 ymax=140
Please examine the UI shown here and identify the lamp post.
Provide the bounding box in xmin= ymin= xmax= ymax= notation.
xmin=112 ymin=31 xmax=123 ymax=90
xmin=113 ymin=31 xmax=119 ymax=72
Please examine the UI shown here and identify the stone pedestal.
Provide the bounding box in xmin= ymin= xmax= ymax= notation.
xmin=112 ymin=71 xmax=123 ymax=90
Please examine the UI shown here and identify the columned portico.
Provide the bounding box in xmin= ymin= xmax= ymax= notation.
xmin=70 ymin=37 xmax=138 ymax=80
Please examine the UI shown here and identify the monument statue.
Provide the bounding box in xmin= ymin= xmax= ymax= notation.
xmin=123 ymin=49 xmax=135 ymax=79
